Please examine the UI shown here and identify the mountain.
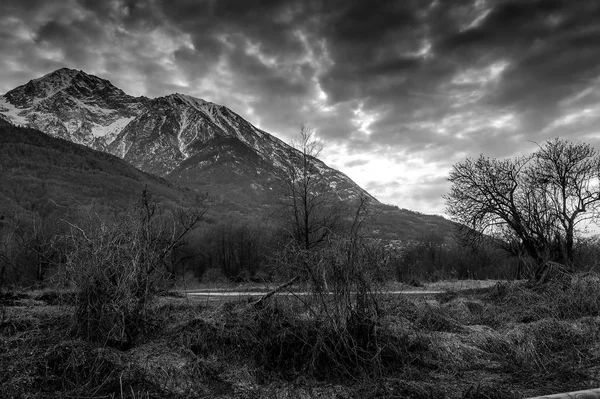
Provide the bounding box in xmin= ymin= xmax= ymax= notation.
xmin=0 ymin=68 xmax=145 ymax=147
xmin=0 ymin=68 xmax=458 ymax=241
xmin=0 ymin=68 xmax=372 ymax=207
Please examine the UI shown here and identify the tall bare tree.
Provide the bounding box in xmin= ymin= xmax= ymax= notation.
xmin=279 ymin=124 xmax=343 ymax=251
xmin=275 ymin=124 xmax=347 ymax=291
xmin=529 ymin=138 xmax=600 ymax=264
xmin=445 ymin=138 xmax=600 ymax=273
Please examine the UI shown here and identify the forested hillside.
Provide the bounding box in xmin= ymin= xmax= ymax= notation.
xmin=0 ymin=121 xmax=194 ymax=222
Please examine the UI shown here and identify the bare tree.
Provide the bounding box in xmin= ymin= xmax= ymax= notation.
xmin=528 ymin=138 xmax=600 ymax=265
xmin=274 ymin=124 xmax=348 ymax=292
xmin=278 ymin=124 xmax=344 ymax=251
xmin=445 ymin=138 xmax=600 ymax=275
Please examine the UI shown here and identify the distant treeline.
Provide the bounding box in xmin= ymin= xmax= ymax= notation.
xmin=7 ymin=198 xmax=600 ymax=288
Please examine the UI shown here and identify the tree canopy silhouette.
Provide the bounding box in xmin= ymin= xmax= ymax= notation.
xmin=445 ymin=138 xmax=600 ymax=273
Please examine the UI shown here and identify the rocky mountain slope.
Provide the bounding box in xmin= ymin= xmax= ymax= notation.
xmin=0 ymin=68 xmax=372 ymax=206
xmin=0 ymin=68 xmax=458 ymax=241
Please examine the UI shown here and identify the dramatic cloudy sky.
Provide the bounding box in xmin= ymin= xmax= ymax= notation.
xmin=2 ymin=0 xmax=600 ymax=215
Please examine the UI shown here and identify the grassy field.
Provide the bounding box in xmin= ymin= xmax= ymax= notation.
xmin=2 ymin=276 xmax=600 ymax=398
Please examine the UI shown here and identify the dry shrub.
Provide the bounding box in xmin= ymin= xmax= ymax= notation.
xmin=65 ymin=209 xmax=164 ymax=347
xmin=266 ymin=231 xmax=388 ymax=379
xmin=309 ymin=236 xmax=385 ymax=376
xmin=63 ymin=193 xmax=202 ymax=347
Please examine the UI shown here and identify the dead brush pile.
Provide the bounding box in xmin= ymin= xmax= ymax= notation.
xmin=504 ymin=318 xmax=597 ymax=371
xmin=437 ymin=274 xmax=600 ymax=392
xmin=0 ymin=306 xmax=170 ymax=398
xmin=371 ymin=273 xmax=600 ymax=395
xmin=172 ymin=297 xmax=391 ymax=381
xmin=481 ymin=275 xmax=600 ymax=385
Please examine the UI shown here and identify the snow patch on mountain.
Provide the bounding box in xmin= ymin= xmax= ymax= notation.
xmin=76 ymin=101 xmax=116 ymax=116
xmin=0 ymin=96 xmax=28 ymax=125
xmin=90 ymin=116 xmax=135 ymax=138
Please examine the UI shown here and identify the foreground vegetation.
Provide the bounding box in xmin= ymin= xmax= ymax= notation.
xmin=3 ymin=130 xmax=600 ymax=398
xmin=2 ymin=274 xmax=600 ymax=398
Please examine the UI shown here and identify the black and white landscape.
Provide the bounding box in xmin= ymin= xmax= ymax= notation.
xmin=2 ymin=1 xmax=600 ymax=398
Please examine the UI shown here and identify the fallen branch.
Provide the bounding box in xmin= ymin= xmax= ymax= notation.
xmin=251 ymin=275 xmax=300 ymax=308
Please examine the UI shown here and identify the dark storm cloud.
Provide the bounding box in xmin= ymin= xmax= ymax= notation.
xmin=3 ymin=0 xmax=600 ymax=213
xmin=155 ymin=0 xmax=310 ymax=67
xmin=317 ymin=1 xmax=431 ymax=100
xmin=34 ymin=18 xmax=108 ymax=66
xmin=433 ymin=1 xmax=600 ymax=129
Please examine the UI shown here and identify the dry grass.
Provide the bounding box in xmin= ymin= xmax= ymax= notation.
xmin=3 ymin=273 xmax=600 ymax=398
xmin=0 ymin=304 xmax=169 ymax=398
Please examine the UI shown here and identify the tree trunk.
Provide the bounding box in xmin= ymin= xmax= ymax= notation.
xmin=565 ymin=229 xmax=574 ymax=271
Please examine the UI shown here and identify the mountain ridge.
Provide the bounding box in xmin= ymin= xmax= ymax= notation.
xmin=0 ymin=68 xmax=374 ymax=205
xmin=0 ymin=68 xmax=459 ymax=242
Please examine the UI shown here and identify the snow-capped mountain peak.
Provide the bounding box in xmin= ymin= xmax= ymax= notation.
xmin=4 ymin=68 xmax=132 ymax=108
xmin=0 ymin=69 xmax=145 ymax=146
xmin=0 ymin=68 xmax=376 ymax=204
xmin=3 ymin=68 xmax=77 ymax=107
xmin=29 ymin=67 xmax=79 ymax=94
